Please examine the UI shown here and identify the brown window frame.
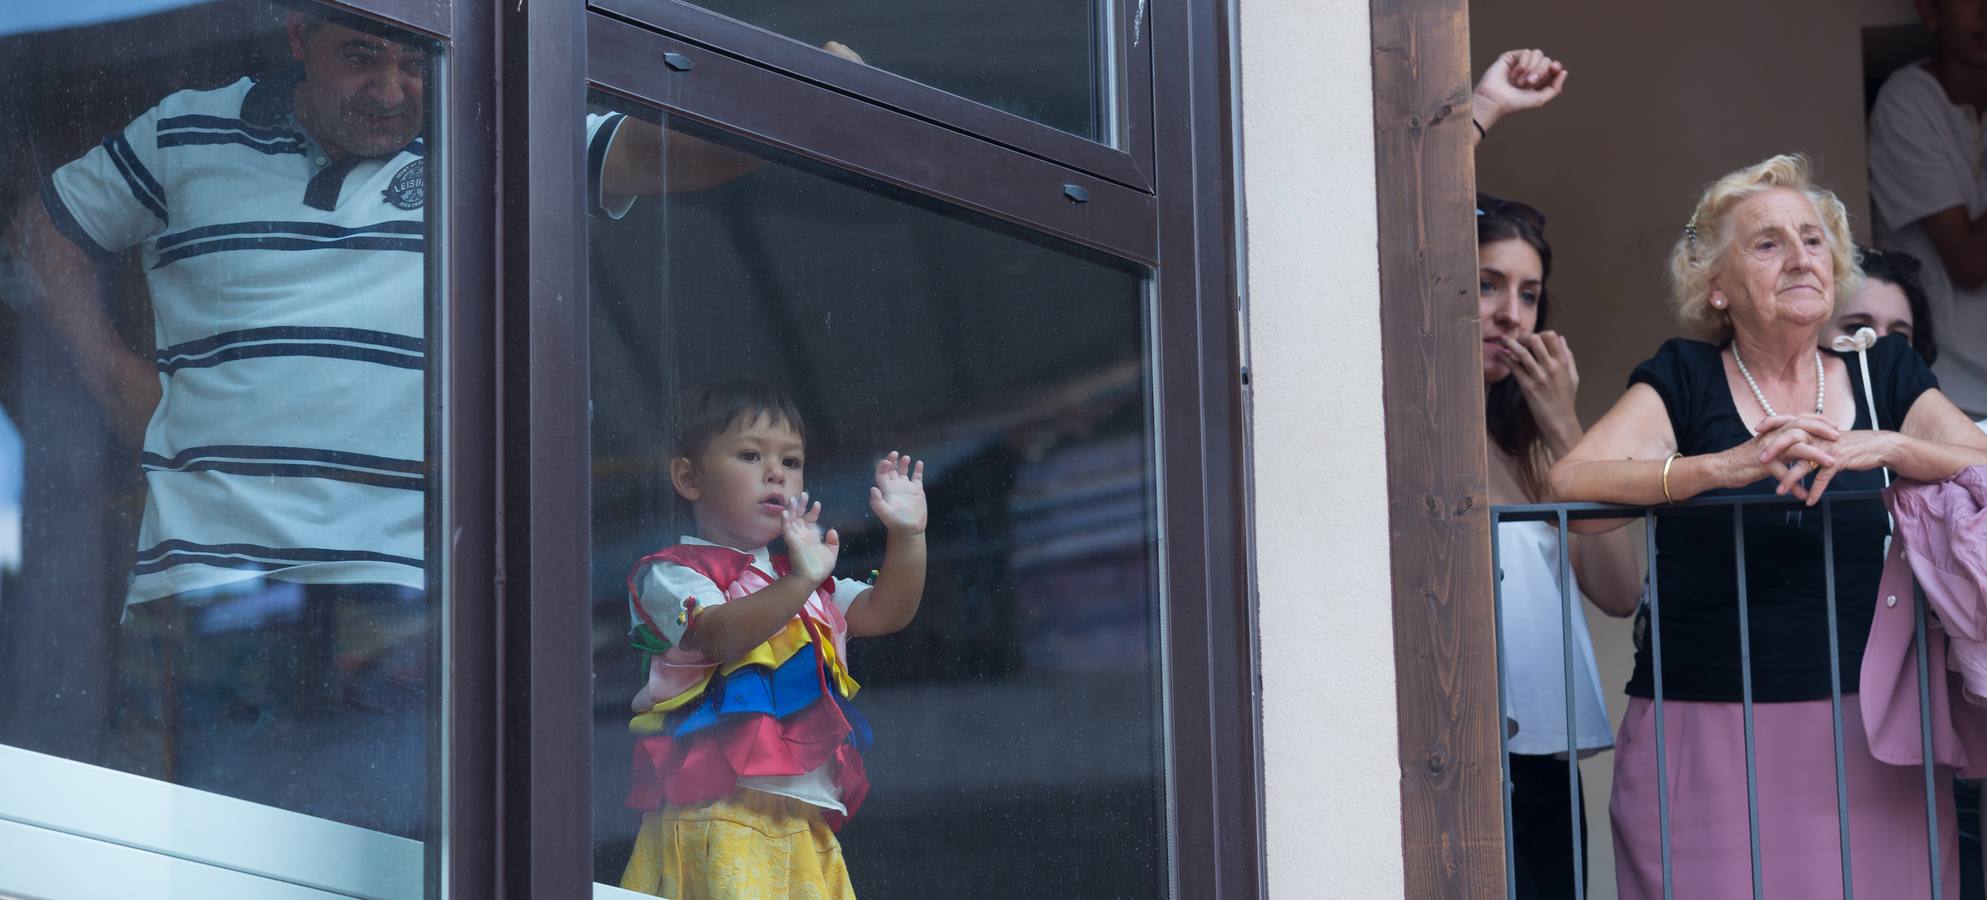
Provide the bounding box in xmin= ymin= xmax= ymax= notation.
xmin=320 ymin=0 xmax=1257 ymax=894
xmin=591 ymin=0 xmax=1157 ymax=192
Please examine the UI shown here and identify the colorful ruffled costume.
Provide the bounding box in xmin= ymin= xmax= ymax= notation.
xmin=619 ymin=541 xmax=872 ymax=899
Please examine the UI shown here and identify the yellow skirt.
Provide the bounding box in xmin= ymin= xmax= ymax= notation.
xmin=619 ymin=789 xmax=855 ymax=900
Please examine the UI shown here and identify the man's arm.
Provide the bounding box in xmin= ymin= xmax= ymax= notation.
xmin=6 ymin=198 xmax=158 ymax=448
xmin=599 ymin=117 xmax=766 ymax=197
xmin=1918 ymin=205 xmax=1987 ymax=291
xmin=599 ymin=41 xmax=865 ymax=197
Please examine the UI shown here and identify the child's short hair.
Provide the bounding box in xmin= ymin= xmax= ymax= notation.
xmin=674 ymin=380 xmax=806 ymax=460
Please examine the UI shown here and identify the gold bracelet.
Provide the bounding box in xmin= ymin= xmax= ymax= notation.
xmin=1661 ymin=452 xmax=1683 ymax=504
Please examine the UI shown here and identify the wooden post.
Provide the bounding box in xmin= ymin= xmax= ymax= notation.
xmin=1368 ymin=1 xmax=1508 ymax=896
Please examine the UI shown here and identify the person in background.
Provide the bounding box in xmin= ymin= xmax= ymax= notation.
xmin=1867 ymin=0 xmax=1987 ymax=419
xmin=1829 ymin=247 xmax=1940 ymax=367
xmin=1477 ymin=193 xmax=1642 ymax=900
xmin=1830 ymin=248 xmax=1986 ymax=441
xmin=1830 ymin=244 xmax=1986 ymax=900
xmin=1470 ymin=47 xmax=1634 ymax=899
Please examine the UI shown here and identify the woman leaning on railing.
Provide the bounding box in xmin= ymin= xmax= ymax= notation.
xmin=1546 ymin=154 xmax=1987 ymax=899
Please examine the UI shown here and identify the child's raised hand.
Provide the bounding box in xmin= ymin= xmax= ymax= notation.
xmin=868 ymin=451 xmax=928 ymax=535
xmin=782 ymin=491 xmax=841 ymax=585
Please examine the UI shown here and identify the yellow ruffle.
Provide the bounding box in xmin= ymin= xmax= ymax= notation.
xmin=810 ymin=624 xmax=860 ymax=701
xmin=629 ymin=615 xmax=860 ymax=736
xmin=619 ymin=789 xmax=854 ymax=899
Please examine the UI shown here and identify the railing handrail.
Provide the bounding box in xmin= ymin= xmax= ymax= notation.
xmin=1491 ymin=488 xmax=1887 ymax=523
xmin=1490 ymin=486 xmax=1942 ymax=899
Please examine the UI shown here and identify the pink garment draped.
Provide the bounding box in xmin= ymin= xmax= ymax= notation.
xmin=1859 ymin=467 xmax=1987 ymax=776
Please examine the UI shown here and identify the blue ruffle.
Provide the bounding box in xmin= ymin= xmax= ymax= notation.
xmin=836 ymin=692 xmax=873 ymax=752
xmin=668 ymin=642 xmax=831 ymax=737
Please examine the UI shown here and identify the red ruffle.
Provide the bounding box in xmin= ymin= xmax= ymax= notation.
xmin=823 ymin=742 xmax=868 ymax=829
xmin=626 ymin=696 xmax=869 ymax=830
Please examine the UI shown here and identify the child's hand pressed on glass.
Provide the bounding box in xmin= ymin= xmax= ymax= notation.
xmin=868 ymin=451 xmax=928 ymax=535
xmin=781 ymin=491 xmax=841 ymax=585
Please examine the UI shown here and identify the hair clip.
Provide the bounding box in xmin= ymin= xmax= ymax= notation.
xmin=1683 ymin=222 xmax=1699 ymax=244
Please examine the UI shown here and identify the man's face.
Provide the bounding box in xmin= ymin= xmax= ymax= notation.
xmin=287 ymin=15 xmax=428 ymax=159
xmin=1922 ymin=0 xmax=1987 ymax=69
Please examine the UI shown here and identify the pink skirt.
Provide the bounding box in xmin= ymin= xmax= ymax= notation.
xmin=1611 ymin=696 xmax=1958 ymax=899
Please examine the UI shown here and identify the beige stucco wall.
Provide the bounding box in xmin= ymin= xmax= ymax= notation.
xmin=1238 ymin=0 xmax=1402 ymax=896
xmin=1472 ymin=2 xmax=1919 ymax=897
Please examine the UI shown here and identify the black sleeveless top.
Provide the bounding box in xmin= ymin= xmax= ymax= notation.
xmin=1623 ymin=335 xmax=1937 ymax=703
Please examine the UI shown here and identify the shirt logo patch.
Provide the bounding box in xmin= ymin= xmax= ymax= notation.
xmin=382 ymin=159 xmax=425 ymax=210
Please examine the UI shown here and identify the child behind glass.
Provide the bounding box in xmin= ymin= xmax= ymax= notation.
xmin=618 ymin=380 xmax=929 ymax=900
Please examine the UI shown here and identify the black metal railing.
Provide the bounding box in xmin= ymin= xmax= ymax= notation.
xmin=1491 ymin=488 xmax=1954 ymax=900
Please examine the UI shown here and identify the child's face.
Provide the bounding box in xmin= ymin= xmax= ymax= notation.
xmin=673 ymin=413 xmax=805 ymax=550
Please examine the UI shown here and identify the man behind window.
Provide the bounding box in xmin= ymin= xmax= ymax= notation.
xmin=8 ymin=7 xmax=637 ymax=834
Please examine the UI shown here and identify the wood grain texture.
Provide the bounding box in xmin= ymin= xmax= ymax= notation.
xmin=1368 ymin=1 xmax=1509 ymax=896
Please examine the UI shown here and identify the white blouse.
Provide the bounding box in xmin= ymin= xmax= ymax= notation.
xmin=1498 ymin=520 xmax=1614 ymax=757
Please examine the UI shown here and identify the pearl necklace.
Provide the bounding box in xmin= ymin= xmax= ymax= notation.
xmin=1731 ymin=343 xmax=1825 ymax=419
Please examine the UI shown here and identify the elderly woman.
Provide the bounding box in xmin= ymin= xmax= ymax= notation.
xmin=1549 ymin=155 xmax=1987 ymax=899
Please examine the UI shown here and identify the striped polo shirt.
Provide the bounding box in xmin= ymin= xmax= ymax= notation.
xmin=45 ymin=75 xmax=628 ymax=607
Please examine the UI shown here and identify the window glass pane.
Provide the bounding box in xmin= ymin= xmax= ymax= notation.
xmin=588 ymin=98 xmax=1167 ymax=897
xmin=0 ymin=0 xmax=439 ymax=885
xmin=685 ymin=0 xmax=1123 ymax=146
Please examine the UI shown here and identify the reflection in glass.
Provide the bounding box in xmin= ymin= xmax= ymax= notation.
xmin=686 ymin=0 xmax=1123 ymax=145
xmin=589 ymin=99 xmax=1166 ymax=897
xmin=0 ymin=0 xmax=438 ymax=845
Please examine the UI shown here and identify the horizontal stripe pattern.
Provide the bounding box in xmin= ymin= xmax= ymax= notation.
xmin=155 ymin=219 xmax=424 ymax=250
xmin=154 ymin=326 xmax=424 ymax=374
xmin=156 ymin=114 xmax=306 ymax=156
xmin=133 ymin=539 xmax=422 ymax=577
xmin=39 ymin=79 xmax=453 ymax=607
xmin=142 ymin=444 xmax=424 ymax=492
xmin=105 ymin=133 xmax=167 ymax=222
xmin=158 ymin=130 xmax=307 ymax=156
xmin=152 ymin=219 xmax=423 ymax=268
xmin=157 ymin=114 xmax=297 ymax=143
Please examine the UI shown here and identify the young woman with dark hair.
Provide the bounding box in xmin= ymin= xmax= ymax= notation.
xmin=1477 ymin=193 xmax=1642 ymax=900
xmin=1832 ymin=246 xmax=1940 ymax=368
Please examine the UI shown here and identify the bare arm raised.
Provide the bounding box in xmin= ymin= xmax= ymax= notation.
xmin=845 ymin=451 xmax=928 ymax=638
xmin=1471 ymin=48 xmax=1568 ymax=148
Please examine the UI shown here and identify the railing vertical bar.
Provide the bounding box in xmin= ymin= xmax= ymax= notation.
xmin=1493 ymin=511 xmax=1517 ymax=900
xmin=1915 ymin=581 xmax=1946 ymax=898
xmin=1557 ymin=509 xmax=1585 ymax=900
xmin=1733 ymin=505 xmax=1764 ymax=900
xmin=1821 ymin=500 xmax=1854 ymax=898
xmin=1647 ymin=510 xmax=1673 ymax=900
